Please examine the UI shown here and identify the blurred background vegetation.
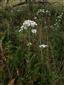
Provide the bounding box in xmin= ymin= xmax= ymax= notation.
xmin=0 ymin=0 xmax=64 ymax=85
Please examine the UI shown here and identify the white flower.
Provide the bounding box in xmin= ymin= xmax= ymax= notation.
xmin=19 ymin=25 xmax=27 ymax=32
xmin=61 ymin=12 xmax=63 ymax=15
xmin=42 ymin=9 xmax=45 ymax=13
xmin=39 ymin=44 xmax=47 ymax=48
xmin=23 ymin=20 xmax=30 ymax=27
xmin=31 ymin=29 xmax=37 ymax=34
xmin=30 ymin=21 xmax=37 ymax=28
xmin=19 ymin=20 xmax=37 ymax=32
xmin=19 ymin=27 xmax=23 ymax=32
xmin=34 ymin=16 xmax=37 ymax=20
xmin=27 ymin=42 xmax=32 ymax=46
xmin=46 ymin=10 xmax=49 ymax=13
xmin=23 ymin=20 xmax=37 ymax=28
xmin=37 ymin=9 xmax=45 ymax=15
xmin=57 ymin=15 xmax=62 ymax=19
xmin=37 ymin=9 xmax=51 ymax=16
xmin=56 ymin=19 xmax=57 ymax=21
xmin=54 ymin=23 xmax=58 ymax=26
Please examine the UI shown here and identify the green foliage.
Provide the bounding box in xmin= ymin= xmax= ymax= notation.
xmin=0 ymin=3 xmax=64 ymax=85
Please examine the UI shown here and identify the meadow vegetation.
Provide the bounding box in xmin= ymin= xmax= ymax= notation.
xmin=0 ymin=1 xmax=64 ymax=85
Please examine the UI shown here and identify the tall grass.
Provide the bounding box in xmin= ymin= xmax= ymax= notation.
xmin=0 ymin=3 xmax=64 ymax=85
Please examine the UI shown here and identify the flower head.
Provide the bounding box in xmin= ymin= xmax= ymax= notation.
xmin=39 ymin=44 xmax=47 ymax=48
xmin=19 ymin=20 xmax=37 ymax=32
xmin=23 ymin=20 xmax=37 ymax=28
xmin=37 ymin=9 xmax=45 ymax=15
xmin=46 ymin=10 xmax=49 ymax=13
xmin=31 ymin=29 xmax=37 ymax=34
xmin=19 ymin=25 xmax=27 ymax=32
xmin=34 ymin=16 xmax=37 ymax=20
xmin=27 ymin=42 xmax=32 ymax=47
xmin=37 ymin=9 xmax=51 ymax=16
xmin=30 ymin=21 xmax=37 ymax=27
xmin=21 ymin=25 xmax=27 ymax=30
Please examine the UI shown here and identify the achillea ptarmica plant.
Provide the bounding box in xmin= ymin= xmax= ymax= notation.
xmin=19 ymin=20 xmax=37 ymax=32
xmin=37 ymin=9 xmax=51 ymax=17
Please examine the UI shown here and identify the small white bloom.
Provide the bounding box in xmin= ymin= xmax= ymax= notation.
xmin=23 ymin=26 xmax=27 ymax=30
xmin=20 ymin=25 xmax=24 ymax=29
xmin=23 ymin=20 xmax=31 ymax=27
xmin=27 ymin=42 xmax=32 ymax=46
xmin=34 ymin=16 xmax=37 ymax=20
xmin=42 ymin=9 xmax=45 ymax=13
xmin=19 ymin=25 xmax=27 ymax=32
xmin=61 ymin=12 xmax=63 ymax=15
xmin=54 ymin=23 xmax=57 ymax=26
xmin=37 ymin=9 xmax=45 ymax=15
xmin=31 ymin=29 xmax=37 ymax=34
xmin=57 ymin=15 xmax=62 ymax=19
xmin=19 ymin=27 xmax=23 ymax=32
xmin=39 ymin=44 xmax=47 ymax=48
xmin=23 ymin=20 xmax=37 ymax=28
xmin=46 ymin=10 xmax=49 ymax=13
xmin=56 ymin=19 xmax=58 ymax=21
xmin=31 ymin=21 xmax=37 ymax=27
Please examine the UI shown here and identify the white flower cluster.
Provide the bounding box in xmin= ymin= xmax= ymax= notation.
xmin=19 ymin=20 xmax=37 ymax=32
xmin=39 ymin=44 xmax=47 ymax=48
xmin=50 ymin=12 xmax=63 ymax=30
xmin=37 ymin=9 xmax=51 ymax=16
xmin=22 ymin=20 xmax=37 ymax=28
xmin=53 ymin=12 xmax=63 ymax=29
xmin=56 ymin=13 xmax=63 ymax=22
